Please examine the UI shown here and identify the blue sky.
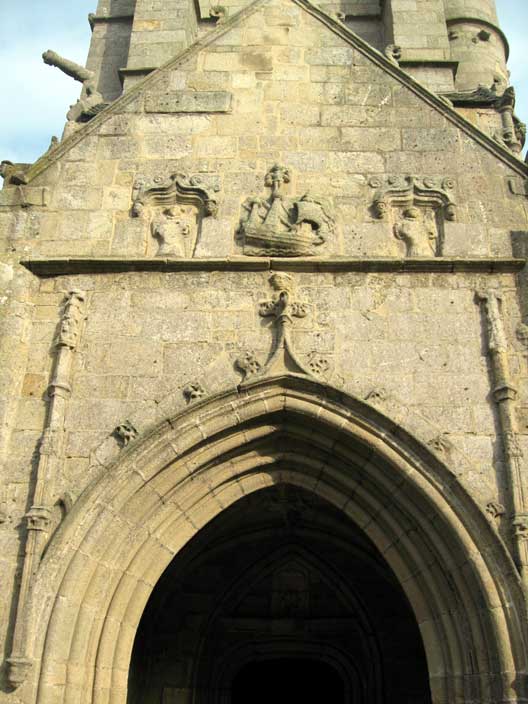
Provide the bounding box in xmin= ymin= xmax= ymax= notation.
xmin=0 ymin=1 xmax=526 ymax=164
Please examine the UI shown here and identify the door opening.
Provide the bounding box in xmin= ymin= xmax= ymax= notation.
xmin=232 ymin=658 xmax=345 ymax=704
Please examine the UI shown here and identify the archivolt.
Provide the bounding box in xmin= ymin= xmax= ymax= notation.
xmin=24 ymin=376 xmax=527 ymax=704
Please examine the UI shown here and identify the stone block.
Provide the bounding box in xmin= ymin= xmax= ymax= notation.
xmin=145 ymin=91 xmax=233 ymax=113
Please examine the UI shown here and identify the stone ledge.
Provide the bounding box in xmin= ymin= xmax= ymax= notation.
xmin=88 ymin=14 xmax=134 ymax=30
xmin=20 ymin=257 xmax=525 ymax=276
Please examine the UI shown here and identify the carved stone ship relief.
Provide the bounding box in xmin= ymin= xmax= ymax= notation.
xmin=370 ymin=176 xmax=456 ymax=257
xmin=239 ymin=164 xmax=336 ymax=257
xmin=131 ymin=173 xmax=219 ymax=257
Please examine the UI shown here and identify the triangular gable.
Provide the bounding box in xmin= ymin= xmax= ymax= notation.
xmin=23 ymin=0 xmax=528 ymax=183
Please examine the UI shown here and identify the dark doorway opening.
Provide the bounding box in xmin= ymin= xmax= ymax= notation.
xmin=232 ymin=658 xmax=345 ymax=704
xmin=128 ymin=485 xmax=431 ymax=704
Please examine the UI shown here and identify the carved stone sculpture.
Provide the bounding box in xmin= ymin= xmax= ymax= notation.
xmin=42 ymin=50 xmax=107 ymax=123
xmin=235 ymin=351 xmax=262 ymax=380
xmin=394 ymin=206 xmax=437 ymax=257
xmin=239 ymin=164 xmax=336 ymax=256
xmin=114 ymin=421 xmax=138 ymax=447
xmin=384 ymin=44 xmax=402 ymax=66
xmin=151 ymin=207 xmax=191 ymax=257
xmin=0 ymin=160 xmax=30 ymax=186
xmin=370 ymin=176 xmax=456 ymax=257
xmin=132 ymin=173 xmax=219 ymax=257
xmin=210 ymin=5 xmax=228 ymax=23
xmin=486 ymin=501 xmax=506 ymax=521
xmin=183 ymin=382 xmax=206 ymax=403
xmin=58 ymin=290 xmax=86 ymax=349
xmin=237 ymin=273 xmax=331 ymax=381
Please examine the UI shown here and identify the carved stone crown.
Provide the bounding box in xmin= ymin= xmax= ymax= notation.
xmin=131 ymin=173 xmax=219 ymax=218
xmin=369 ymin=176 xmax=456 ymax=221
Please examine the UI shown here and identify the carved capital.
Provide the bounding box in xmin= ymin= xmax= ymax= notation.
xmin=6 ymin=656 xmax=32 ymax=689
xmin=26 ymin=505 xmax=51 ymax=532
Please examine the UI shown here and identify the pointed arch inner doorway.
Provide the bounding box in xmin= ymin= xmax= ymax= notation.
xmin=127 ymin=485 xmax=431 ymax=704
xmin=29 ymin=377 xmax=527 ymax=704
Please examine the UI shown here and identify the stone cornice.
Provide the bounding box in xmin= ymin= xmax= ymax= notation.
xmin=88 ymin=13 xmax=134 ymax=30
xmin=21 ymin=0 xmax=528 ymax=185
xmin=20 ymin=257 xmax=525 ymax=276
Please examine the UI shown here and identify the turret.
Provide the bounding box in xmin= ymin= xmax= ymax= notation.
xmin=443 ymin=0 xmax=509 ymax=92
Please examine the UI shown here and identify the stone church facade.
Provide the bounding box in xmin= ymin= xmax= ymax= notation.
xmin=1 ymin=0 xmax=528 ymax=702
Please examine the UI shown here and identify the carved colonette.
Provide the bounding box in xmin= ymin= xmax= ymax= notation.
xmin=7 ymin=291 xmax=87 ymax=687
xmin=476 ymin=290 xmax=528 ymax=587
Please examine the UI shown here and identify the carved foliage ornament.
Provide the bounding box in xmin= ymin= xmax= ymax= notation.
xmin=132 ymin=173 xmax=219 ymax=258
xmin=236 ymin=273 xmax=331 ymax=381
xmin=239 ymin=164 xmax=336 ymax=257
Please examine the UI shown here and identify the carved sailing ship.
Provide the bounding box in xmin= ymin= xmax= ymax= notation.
xmin=239 ymin=164 xmax=335 ymax=256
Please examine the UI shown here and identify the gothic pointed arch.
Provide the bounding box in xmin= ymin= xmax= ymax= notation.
xmin=21 ymin=375 xmax=528 ymax=704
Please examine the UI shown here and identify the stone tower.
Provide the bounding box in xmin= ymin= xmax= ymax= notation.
xmin=1 ymin=0 xmax=528 ymax=702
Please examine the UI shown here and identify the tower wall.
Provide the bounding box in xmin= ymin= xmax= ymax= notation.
xmin=383 ymin=0 xmax=450 ymax=61
xmin=443 ymin=0 xmax=508 ymax=91
xmin=123 ymin=0 xmax=199 ymax=88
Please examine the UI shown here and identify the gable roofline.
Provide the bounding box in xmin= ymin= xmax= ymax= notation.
xmin=23 ymin=0 xmax=528 ymax=184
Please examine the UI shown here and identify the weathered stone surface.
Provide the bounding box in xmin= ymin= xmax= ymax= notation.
xmin=145 ymin=90 xmax=233 ymax=113
xmin=1 ymin=0 xmax=528 ymax=701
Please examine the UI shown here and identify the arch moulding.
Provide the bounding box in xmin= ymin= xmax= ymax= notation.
xmin=16 ymin=375 xmax=528 ymax=704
